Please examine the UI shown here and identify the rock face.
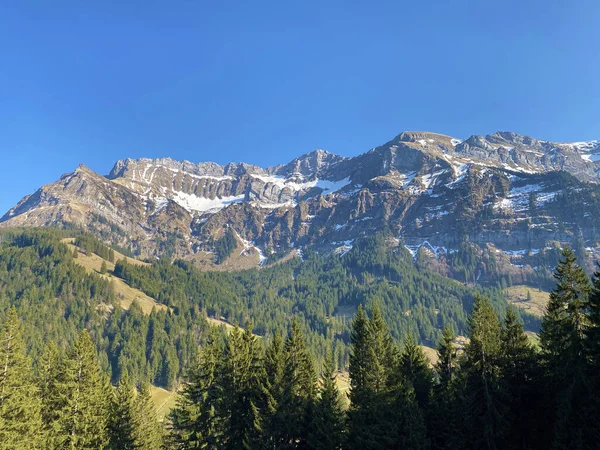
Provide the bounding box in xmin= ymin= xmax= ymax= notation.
xmin=2 ymin=130 xmax=600 ymax=273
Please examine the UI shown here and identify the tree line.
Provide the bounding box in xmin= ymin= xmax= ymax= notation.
xmin=167 ymin=246 xmax=600 ymax=449
xmin=1 ymin=246 xmax=599 ymax=448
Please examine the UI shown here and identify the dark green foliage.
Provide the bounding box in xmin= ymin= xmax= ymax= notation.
xmin=273 ymin=319 xmax=317 ymax=449
xmin=0 ymin=307 xmax=42 ymax=449
xmin=307 ymin=351 xmax=345 ymax=450
xmin=347 ymin=303 xmax=427 ymax=450
xmin=108 ymin=373 xmax=137 ymax=450
xmin=55 ymin=330 xmax=110 ymax=449
xmin=74 ymin=235 xmax=116 ymax=262
xmin=399 ymin=334 xmax=434 ymax=409
xmin=428 ymin=327 xmax=461 ymax=450
xmin=169 ymin=334 xmax=222 ymax=449
xmin=219 ymin=325 xmax=266 ymax=450
xmin=214 ymin=228 xmax=237 ymax=264
xmin=499 ymin=308 xmax=538 ymax=450
xmin=540 ymin=247 xmax=594 ymax=449
xmin=586 ymin=267 xmax=600 ymax=444
xmin=134 ymin=382 xmax=164 ymax=450
xmin=4 ymin=228 xmax=600 ymax=448
xmin=107 ymin=375 xmax=163 ymax=450
xmin=461 ymin=295 xmax=505 ymax=450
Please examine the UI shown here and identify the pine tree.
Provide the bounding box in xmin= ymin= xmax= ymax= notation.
xmin=307 ymin=351 xmax=345 ymax=450
xmin=585 ymin=267 xmax=600 ymax=446
xmin=429 ymin=326 xmax=462 ymax=450
xmin=435 ymin=325 xmax=456 ymax=387
xmin=462 ymin=295 xmax=505 ymax=450
xmin=347 ymin=303 xmax=402 ymax=450
xmin=0 ymin=307 xmax=42 ymax=450
xmin=38 ymin=342 xmax=62 ymax=448
xmin=540 ymin=247 xmax=593 ymax=449
xmin=540 ymin=247 xmax=591 ymax=376
xmin=169 ymin=331 xmax=222 ymax=449
xmin=499 ymin=308 xmax=537 ymax=450
xmin=220 ymin=324 xmax=265 ymax=450
xmin=272 ymin=318 xmax=317 ymax=449
xmin=133 ymin=382 xmax=163 ymax=450
xmin=263 ymin=331 xmax=284 ymax=440
xmin=399 ymin=334 xmax=433 ymax=409
xmin=108 ymin=372 xmax=137 ymax=450
xmin=55 ymin=330 xmax=109 ymax=449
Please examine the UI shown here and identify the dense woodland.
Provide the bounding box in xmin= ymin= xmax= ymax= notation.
xmin=1 ymin=245 xmax=600 ymax=449
xmin=0 ymin=227 xmax=542 ymax=391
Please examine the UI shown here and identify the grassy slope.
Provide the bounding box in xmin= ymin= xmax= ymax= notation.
xmin=150 ymin=385 xmax=179 ymax=422
xmin=62 ymin=238 xmax=167 ymax=315
xmin=504 ymin=285 xmax=549 ymax=317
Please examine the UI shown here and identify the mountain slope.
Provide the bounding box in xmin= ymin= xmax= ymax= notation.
xmin=2 ymin=130 xmax=599 ymax=279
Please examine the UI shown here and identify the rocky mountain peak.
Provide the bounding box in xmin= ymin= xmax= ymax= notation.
xmin=2 ymin=129 xmax=599 ymax=269
xmin=273 ymin=149 xmax=345 ymax=178
xmin=395 ymin=131 xmax=456 ymax=144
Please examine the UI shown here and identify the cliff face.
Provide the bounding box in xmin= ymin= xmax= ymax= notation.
xmin=2 ymin=131 xmax=599 ymax=276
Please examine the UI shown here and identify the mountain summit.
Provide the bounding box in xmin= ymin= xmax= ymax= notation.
xmin=2 ymin=130 xmax=599 ymax=272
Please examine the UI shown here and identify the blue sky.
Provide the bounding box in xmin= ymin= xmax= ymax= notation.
xmin=1 ymin=1 xmax=599 ymax=214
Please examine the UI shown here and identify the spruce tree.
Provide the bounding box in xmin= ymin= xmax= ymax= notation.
xmin=107 ymin=372 xmax=137 ymax=450
xmin=169 ymin=331 xmax=222 ymax=449
xmin=347 ymin=304 xmax=377 ymax=450
xmin=540 ymin=247 xmax=593 ymax=449
xmin=133 ymin=382 xmax=163 ymax=450
xmin=263 ymin=331 xmax=284 ymax=446
xmin=585 ymin=267 xmax=600 ymax=446
xmin=429 ymin=326 xmax=462 ymax=450
xmin=462 ymin=295 xmax=505 ymax=450
xmin=499 ymin=308 xmax=538 ymax=450
xmin=220 ymin=324 xmax=265 ymax=450
xmin=307 ymin=351 xmax=344 ymax=450
xmin=0 ymin=307 xmax=42 ymax=450
xmin=55 ymin=330 xmax=109 ymax=449
xmin=435 ymin=325 xmax=457 ymax=387
xmin=38 ymin=342 xmax=62 ymax=448
xmin=347 ymin=303 xmax=402 ymax=449
xmin=273 ymin=318 xmax=316 ymax=449
xmin=399 ymin=334 xmax=434 ymax=409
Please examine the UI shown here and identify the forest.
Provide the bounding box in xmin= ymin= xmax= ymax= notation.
xmin=1 ymin=245 xmax=599 ymax=449
xmin=0 ymin=227 xmax=542 ymax=391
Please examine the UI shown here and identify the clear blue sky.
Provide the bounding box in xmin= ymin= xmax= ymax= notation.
xmin=1 ymin=1 xmax=599 ymax=214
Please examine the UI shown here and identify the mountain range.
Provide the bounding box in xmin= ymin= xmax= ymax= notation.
xmin=3 ymin=130 xmax=600 ymax=282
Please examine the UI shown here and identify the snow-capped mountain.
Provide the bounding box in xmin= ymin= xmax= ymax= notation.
xmin=2 ymin=130 xmax=599 ymax=276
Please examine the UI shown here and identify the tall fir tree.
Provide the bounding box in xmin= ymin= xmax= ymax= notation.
xmin=0 ymin=307 xmax=42 ymax=450
xmin=107 ymin=372 xmax=138 ymax=450
xmin=499 ymin=308 xmax=538 ymax=450
xmin=133 ymin=382 xmax=164 ymax=450
xmin=306 ymin=351 xmax=345 ymax=450
xmin=429 ymin=326 xmax=462 ymax=450
xmin=38 ymin=342 xmax=62 ymax=449
xmin=585 ymin=267 xmax=600 ymax=445
xmin=399 ymin=334 xmax=434 ymax=409
xmin=272 ymin=318 xmax=317 ymax=449
xmin=263 ymin=331 xmax=284 ymax=447
xmin=540 ymin=247 xmax=593 ymax=449
xmin=347 ymin=303 xmax=405 ymax=450
xmin=462 ymin=295 xmax=505 ymax=450
xmin=435 ymin=325 xmax=457 ymax=387
xmin=220 ymin=324 xmax=265 ymax=450
xmin=55 ymin=330 xmax=110 ymax=450
xmin=169 ymin=331 xmax=222 ymax=449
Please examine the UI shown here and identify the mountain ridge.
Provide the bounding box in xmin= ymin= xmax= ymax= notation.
xmin=2 ymin=130 xmax=599 ymax=279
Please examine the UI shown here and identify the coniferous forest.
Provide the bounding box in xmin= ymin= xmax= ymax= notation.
xmin=1 ymin=229 xmax=600 ymax=448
